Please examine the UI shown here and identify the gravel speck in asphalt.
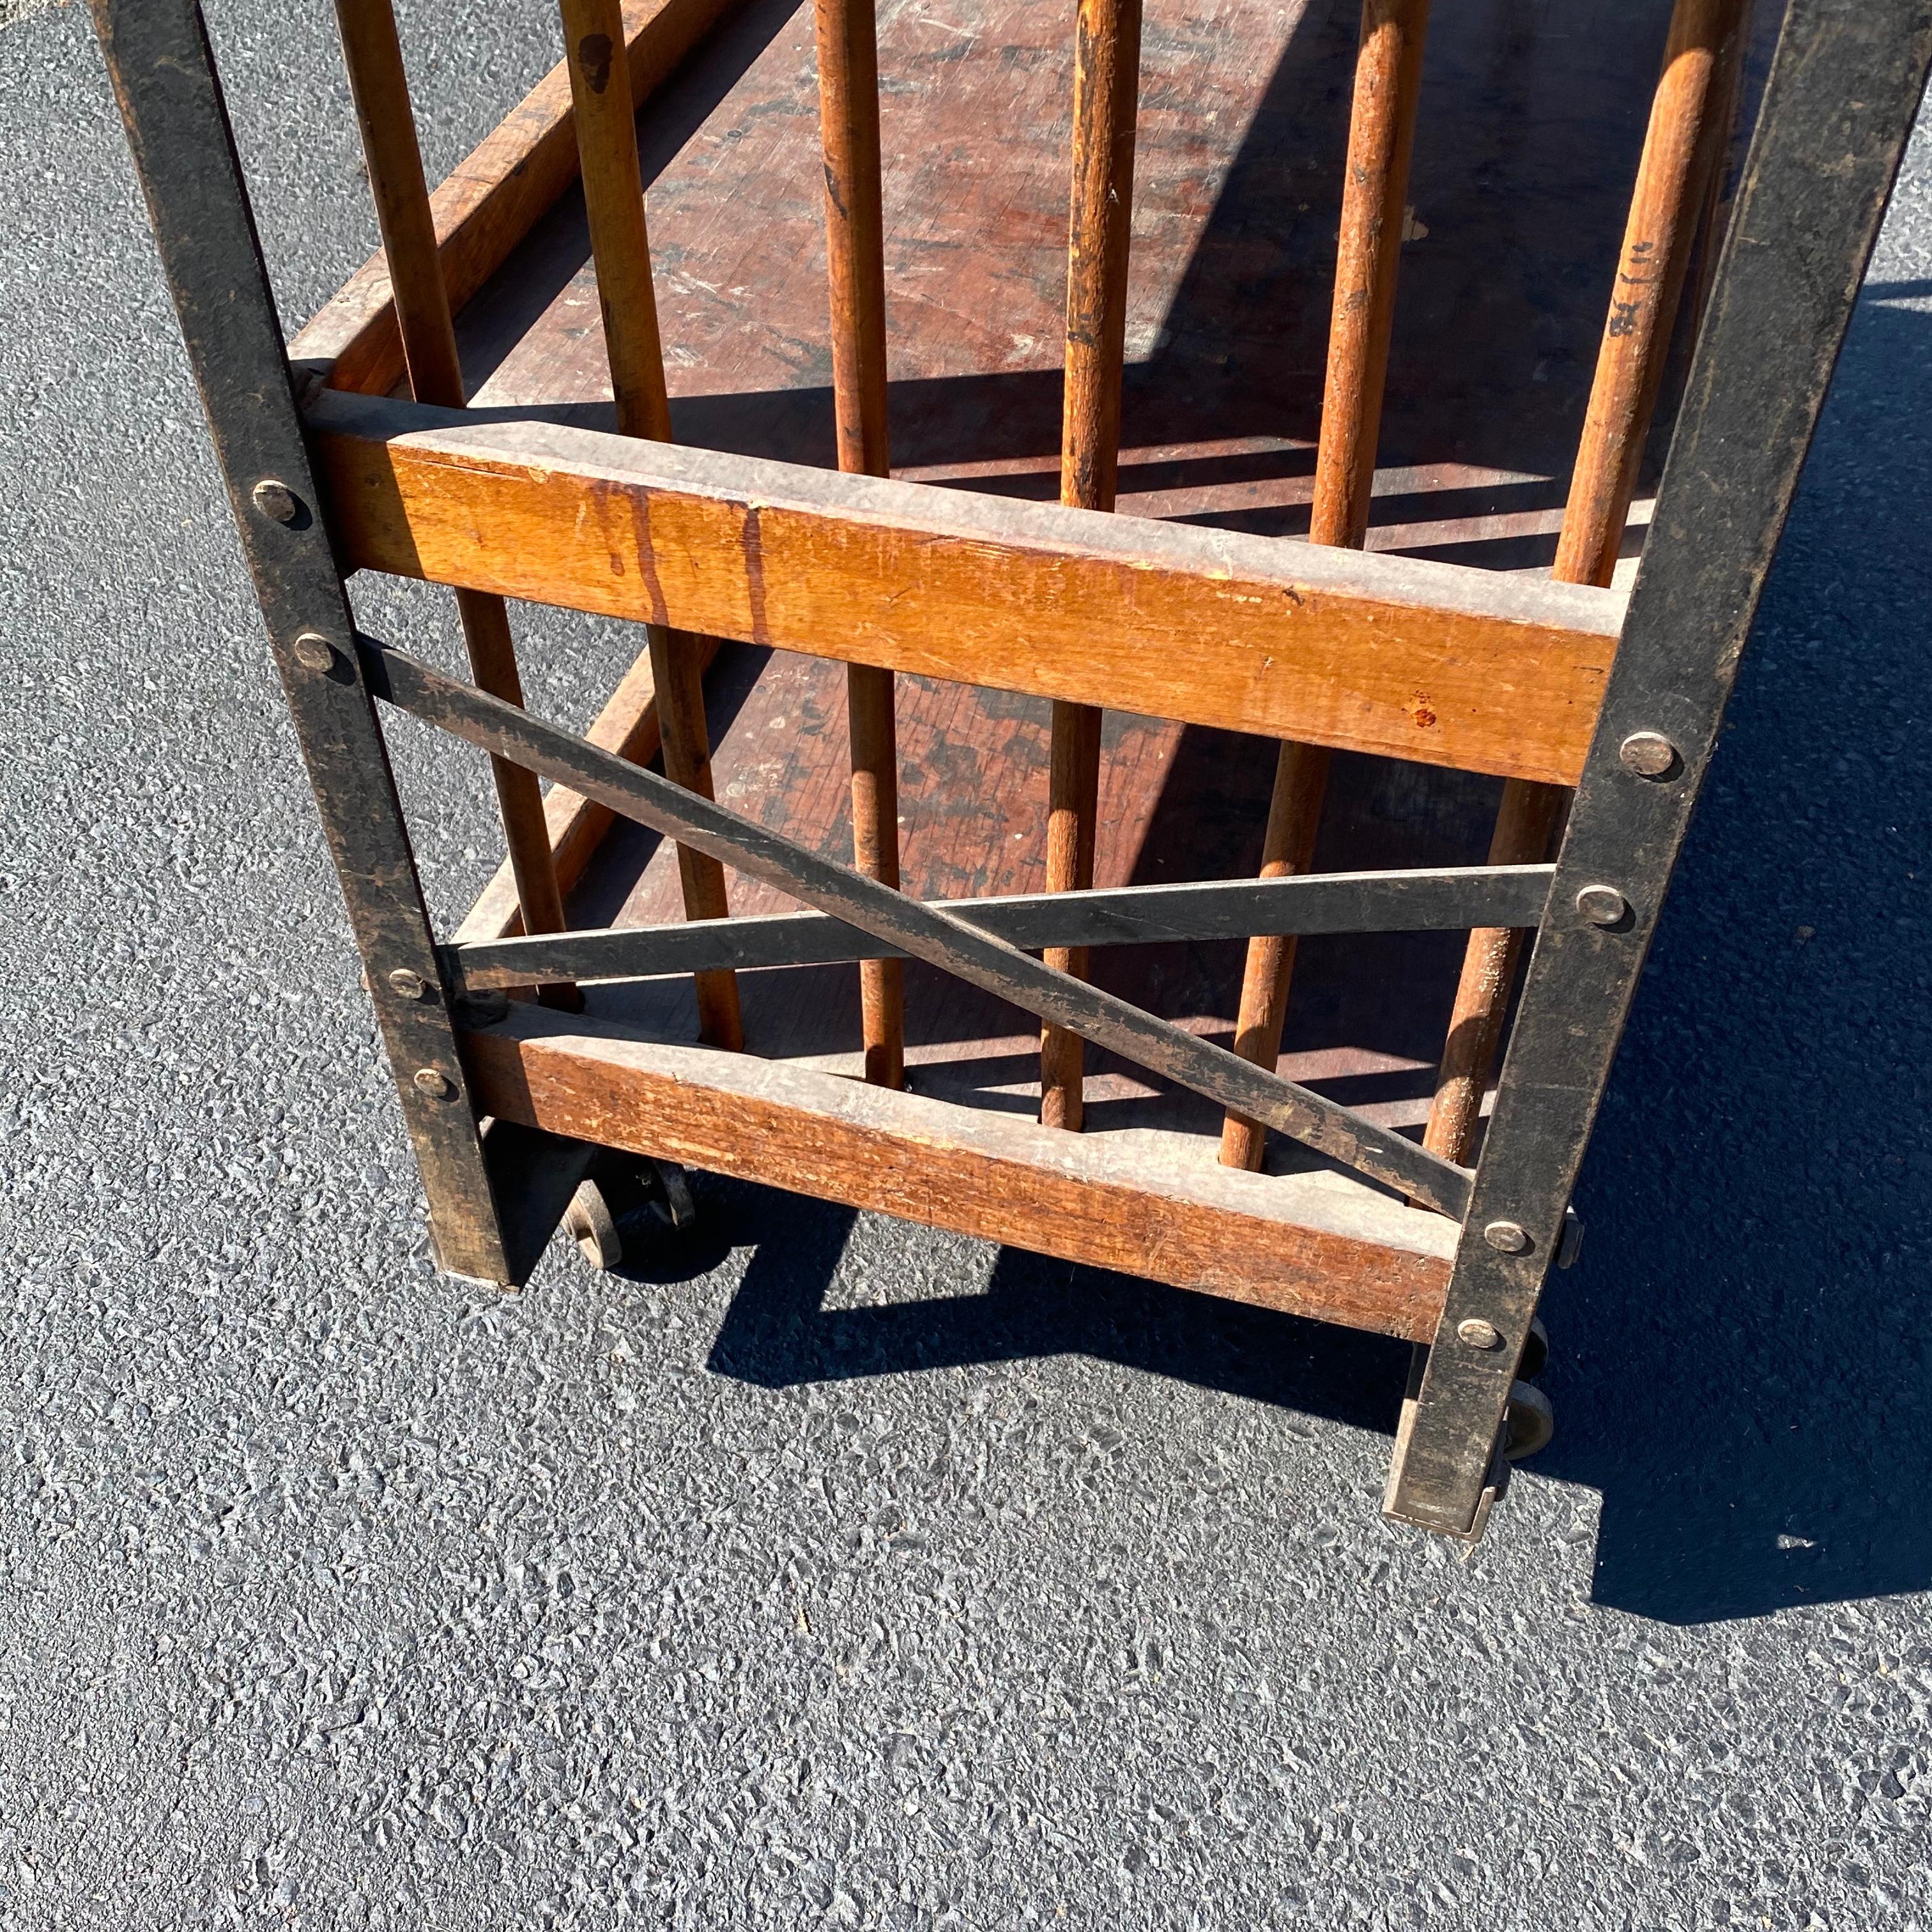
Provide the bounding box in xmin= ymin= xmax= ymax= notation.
xmin=3 ymin=4 xmax=1931 ymax=1928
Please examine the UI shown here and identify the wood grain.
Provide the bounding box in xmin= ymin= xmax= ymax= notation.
xmin=459 ymin=1002 xmax=1455 ymax=1341
xmin=309 ymin=393 xmax=1625 ymax=786
xmin=1219 ymin=0 xmax=1430 ymax=1168
xmin=292 ymin=0 xmax=742 ymax=396
xmin=815 ymin=0 xmax=904 ymax=1089
xmin=562 ymin=0 xmax=742 ymax=1048
xmin=1043 ymin=0 xmax=1144 ymax=1131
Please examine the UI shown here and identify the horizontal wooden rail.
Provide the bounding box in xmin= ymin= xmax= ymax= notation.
xmin=459 ymin=1003 xmax=1456 ymax=1342
xmin=291 ymin=0 xmax=743 ymax=394
xmin=310 ymin=394 xmax=1623 ymax=785
xmin=358 ymin=633 xmax=1475 ymax=1214
xmin=448 ymin=864 xmax=1556 ymax=986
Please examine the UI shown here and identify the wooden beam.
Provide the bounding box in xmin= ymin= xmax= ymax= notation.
xmin=291 ymin=0 xmax=744 ymax=395
xmin=459 ymin=1004 xmax=1456 ymax=1342
xmin=309 ymin=393 xmax=1623 ymax=786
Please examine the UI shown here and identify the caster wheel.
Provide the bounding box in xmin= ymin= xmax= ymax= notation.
xmin=1503 ymin=1379 xmax=1554 ymax=1462
xmin=1517 ymin=1315 xmax=1549 ymax=1382
xmin=564 ymin=1157 xmax=698 ymax=1271
xmin=565 ymin=1177 xmax=626 ymax=1271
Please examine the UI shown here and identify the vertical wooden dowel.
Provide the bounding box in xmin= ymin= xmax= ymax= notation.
xmin=1041 ymin=0 xmax=1143 ymax=1132
xmin=558 ymin=0 xmax=743 ymax=1050
xmin=334 ymin=0 xmax=576 ymax=1007
xmin=815 ymin=0 xmax=905 ymax=1089
xmin=1219 ymin=0 xmax=1430 ymax=1170
xmin=1419 ymin=0 xmax=1746 ymax=1169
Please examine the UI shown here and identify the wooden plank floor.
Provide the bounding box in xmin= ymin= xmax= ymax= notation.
xmin=431 ymin=0 xmax=1758 ymax=1172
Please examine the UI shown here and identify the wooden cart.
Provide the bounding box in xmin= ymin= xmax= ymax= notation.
xmin=93 ymin=0 xmax=1929 ymax=1540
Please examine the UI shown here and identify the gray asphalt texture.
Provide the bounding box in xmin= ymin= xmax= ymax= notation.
xmin=4 ymin=1 xmax=1932 ymax=1926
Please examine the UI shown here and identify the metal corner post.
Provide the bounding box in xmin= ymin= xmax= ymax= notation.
xmin=1386 ymin=0 xmax=1932 ymax=1537
xmin=90 ymin=0 xmax=514 ymax=1282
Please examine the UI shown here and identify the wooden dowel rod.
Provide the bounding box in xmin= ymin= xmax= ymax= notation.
xmin=558 ymin=0 xmax=742 ymax=1050
xmin=334 ymin=0 xmax=574 ymax=999
xmin=1042 ymin=0 xmax=1143 ymax=1133
xmin=1220 ymin=0 xmax=1430 ymax=1170
xmin=1419 ymin=0 xmax=1747 ymax=1169
xmin=815 ymin=0 xmax=904 ymax=1090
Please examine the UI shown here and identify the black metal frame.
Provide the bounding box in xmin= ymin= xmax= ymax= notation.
xmin=93 ymin=0 xmax=1932 ymax=1537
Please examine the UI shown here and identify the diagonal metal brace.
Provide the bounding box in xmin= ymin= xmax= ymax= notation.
xmin=359 ymin=636 xmax=1475 ymax=1217
xmin=446 ymin=864 xmax=1557 ymax=988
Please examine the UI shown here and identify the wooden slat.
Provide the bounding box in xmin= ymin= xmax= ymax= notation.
xmin=291 ymin=0 xmax=742 ymax=395
xmin=309 ymin=392 xmax=1624 ymax=786
xmin=1221 ymin=0 xmax=1430 ymax=1172
xmin=1420 ymin=0 xmax=1747 ymax=1166
xmin=560 ymin=0 xmax=743 ymax=1050
xmin=459 ymin=1003 xmax=1456 ymax=1342
xmin=815 ymin=0 xmax=904 ymax=1089
xmin=333 ymin=0 xmax=573 ymax=993
xmin=1043 ymin=0 xmax=1144 ymax=1131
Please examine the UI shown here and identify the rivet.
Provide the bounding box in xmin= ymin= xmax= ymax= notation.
xmin=252 ymin=478 xmax=302 ymax=525
xmin=413 ymin=1068 xmax=456 ymax=1100
xmin=1483 ymin=1219 xmax=1529 ymax=1254
xmin=457 ymin=990 xmax=512 ymax=1026
xmin=1457 ymin=1317 xmax=1503 ymax=1351
xmin=292 ymin=632 xmax=337 ymax=673
xmin=1575 ymin=884 xmax=1629 ymax=927
xmin=1619 ymin=730 xmax=1678 ymax=778
xmin=388 ymin=968 xmax=427 ymax=1000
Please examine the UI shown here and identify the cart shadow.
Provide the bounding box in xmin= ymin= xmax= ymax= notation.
xmin=701 ymin=288 xmax=1932 ymax=1625
xmin=703 ymin=1181 xmax=1412 ymax=1439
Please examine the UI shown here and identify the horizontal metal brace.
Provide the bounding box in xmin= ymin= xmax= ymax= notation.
xmin=359 ymin=634 xmax=1474 ymax=1218
xmin=446 ymin=864 xmax=1556 ymax=988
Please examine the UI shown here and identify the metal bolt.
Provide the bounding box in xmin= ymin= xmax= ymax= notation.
xmin=457 ymin=989 xmax=512 ymax=1026
xmin=1483 ymin=1218 xmax=1529 ymax=1254
xmin=292 ymin=632 xmax=337 ymax=673
xmin=252 ymin=478 xmax=302 ymax=525
xmin=1619 ymin=730 xmax=1678 ymax=778
xmin=1575 ymin=884 xmax=1629 ymax=927
xmin=1457 ymin=1317 xmax=1503 ymax=1351
xmin=388 ymin=968 xmax=427 ymax=1000
xmin=412 ymin=1068 xmax=456 ymax=1100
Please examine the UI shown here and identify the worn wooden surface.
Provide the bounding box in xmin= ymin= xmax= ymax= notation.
xmin=291 ymin=0 xmax=742 ymax=395
xmin=311 ymin=395 xmax=1621 ymax=785
xmin=815 ymin=0 xmax=904 ymax=1087
xmin=563 ymin=0 xmax=744 ymax=1048
xmin=1042 ymin=0 xmax=1144 ymax=1130
xmin=460 ymin=1002 xmax=1456 ymax=1340
xmin=1220 ymin=0 xmax=1429 ymax=1170
xmin=313 ymin=0 xmax=1724 ymax=1172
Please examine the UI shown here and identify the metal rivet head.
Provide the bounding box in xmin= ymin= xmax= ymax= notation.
xmin=388 ymin=968 xmax=427 ymax=1000
xmin=412 ymin=1068 xmax=456 ymax=1100
xmin=1483 ymin=1219 xmax=1529 ymax=1254
xmin=457 ymin=990 xmax=512 ymax=1027
xmin=1457 ymin=1317 xmax=1503 ymax=1351
xmin=1575 ymin=884 xmax=1630 ymax=928
xmin=252 ymin=479 xmax=302 ymax=525
xmin=292 ymin=632 xmax=337 ymax=673
xmin=1619 ymin=730 xmax=1679 ymax=778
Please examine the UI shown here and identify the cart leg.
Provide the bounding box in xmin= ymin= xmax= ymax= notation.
xmin=90 ymin=0 xmax=516 ymax=1282
xmin=1385 ymin=0 xmax=1932 ymax=1537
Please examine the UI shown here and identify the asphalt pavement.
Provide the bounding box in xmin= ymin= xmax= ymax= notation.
xmin=3 ymin=1 xmax=1931 ymax=1926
